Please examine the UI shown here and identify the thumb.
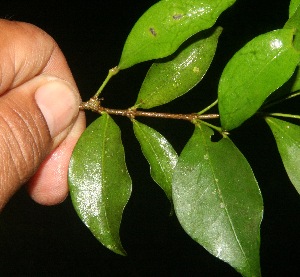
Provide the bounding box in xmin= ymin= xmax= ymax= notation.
xmin=0 ymin=75 xmax=79 ymax=208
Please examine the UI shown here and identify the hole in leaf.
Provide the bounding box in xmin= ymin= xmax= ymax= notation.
xmin=210 ymin=131 xmax=223 ymax=142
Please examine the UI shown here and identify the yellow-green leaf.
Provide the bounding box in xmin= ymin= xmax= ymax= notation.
xmin=68 ymin=114 xmax=132 ymax=255
xmin=291 ymin=66 xmax=300 ymax=92
xmin=119 ymin=0 xmax=235 ymax=69
xmin=172 ymin=123 xmax=263 ymax=276
xmin=133 ymin=27 xmax=222 ymax=109
xmin=266 ymin=117 xmax=300 ymax=195
xmin=289 ymin=0 xmax=300 ymax=17
xmin=284 ymin=5 xmax=300 ymax=51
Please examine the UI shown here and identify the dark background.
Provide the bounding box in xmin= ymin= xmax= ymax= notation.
xmin=0 ymin=0 xmax=299 ymax=276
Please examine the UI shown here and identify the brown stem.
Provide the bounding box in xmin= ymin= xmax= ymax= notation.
xmin=80 ymin=97 xmax=219 ymax=122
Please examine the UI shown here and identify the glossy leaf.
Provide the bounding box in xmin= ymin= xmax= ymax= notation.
xmin=172 ymin=123 xmax=263 ymax=277
xmin=133 ymin=120 xmax=178 ymax=203
xmin=118 ymin=0 xmax=236 ymax=69
xmin=291 ymin=66 xmax=300 ymax=92
xmin=284 ymin=5 xmax=300 ymax=51
xmin=266 ymin=117 xmax=300 ymax=194
xmin=287 ymin=3 xmax=300 ymax=81
xmin=68 ymin=114 xmax=132 ymax=255
xmin=218 ymin=29 xmax=300 ymax=131
xmin=133 ymin=27 xmax=222 ymax=109
xmin=289 ymin=0 xmax=300 ymax=17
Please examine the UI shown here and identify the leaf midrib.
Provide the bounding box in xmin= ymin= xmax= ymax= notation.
xmin=100 ymin=114 xmax=115 ymax=241
xmin=199 ymin=124 xmax=250 ymax=271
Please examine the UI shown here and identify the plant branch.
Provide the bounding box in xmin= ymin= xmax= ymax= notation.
xmin=80 ymin=97 xmax=220 ymax=121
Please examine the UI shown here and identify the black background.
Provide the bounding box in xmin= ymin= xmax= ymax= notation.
xmin=0 ymin=0 xmax=300 ymax=276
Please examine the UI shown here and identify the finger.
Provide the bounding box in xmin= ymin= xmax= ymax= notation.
xmin=0 ymin=19 xmax=77 ymax=94
xmin=0 ymin=20 xmax=86 ymax=208
xmin=0 ymin=74 xmax=80 ymax=210
xmin=27 ymin=112 xmax=85 ymax=205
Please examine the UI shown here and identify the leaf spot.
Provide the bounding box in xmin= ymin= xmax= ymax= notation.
xmin=149 ymin=27 xmax=157 ymax=37
xmin=193 ymin=66 xmax=200 ymax=74
xmin=220 ymin=203 xmax=225 ymax=209
xmin=173 ymin=14 xmax=183 ymax=20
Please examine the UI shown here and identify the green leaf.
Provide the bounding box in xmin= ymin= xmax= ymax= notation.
xmin=133 ymin=120 xmax=178 ymax=203
xmin=172 ymin=123 xmax=263 ymax=277
xmin=68 ymin=114 xmax=132 ymax=255
xmin=133 ymin=27 xmax=222 ymax=109
xmin=289 ymin=0 xmax=300 ymax=17
xmin=284 ymin=5 xmax=300 ymax=51
xmin=118 ymin=0 xmax=236 ymax=69
xmin=266 ymin=117 xmax=300 ymax=194
xmin=291 ymin=65 xmax=300 ymax=92
xmin=218 ymin=29 xmax=300 ymax=131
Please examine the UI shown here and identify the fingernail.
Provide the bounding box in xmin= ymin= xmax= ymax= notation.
xmin=35 ymin=80 xmax=78 ymax=138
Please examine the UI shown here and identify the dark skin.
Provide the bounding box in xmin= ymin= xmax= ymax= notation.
xmin=0 ymin=19 xmax=86 ymax=210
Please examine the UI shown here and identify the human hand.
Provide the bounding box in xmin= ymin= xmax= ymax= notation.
xmin=0 ymin=20 xmax=85 ymax=210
